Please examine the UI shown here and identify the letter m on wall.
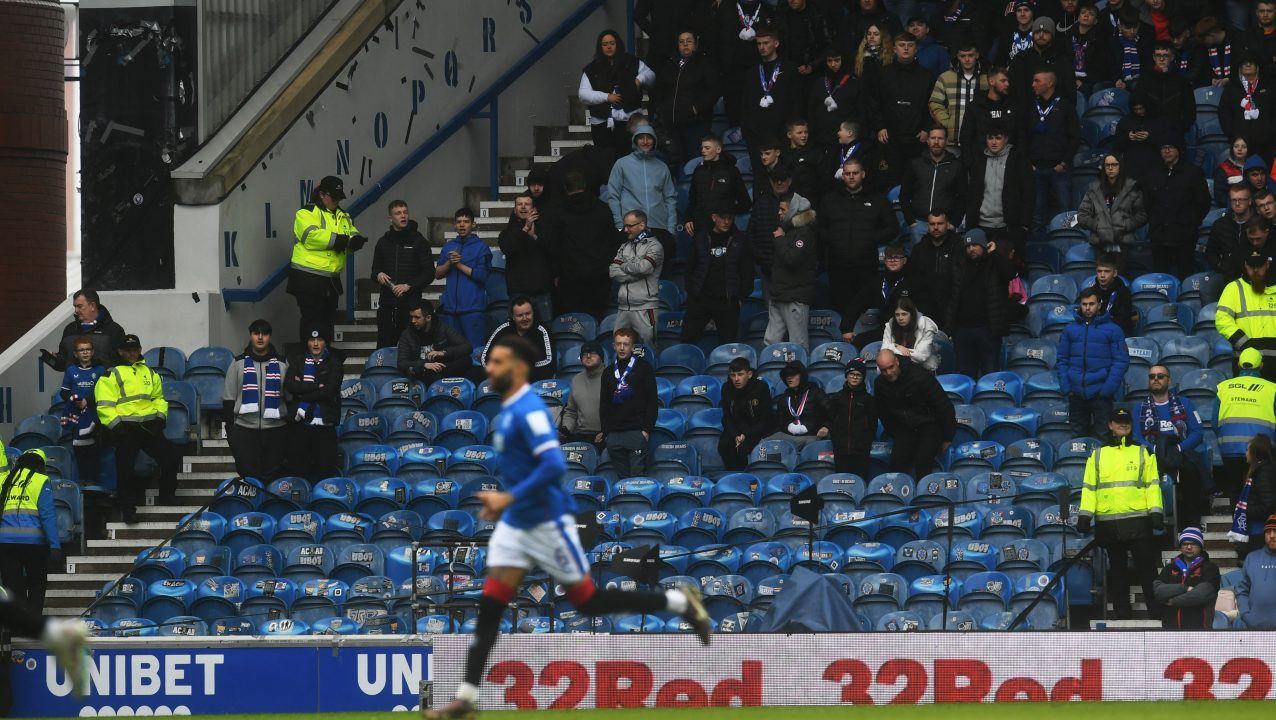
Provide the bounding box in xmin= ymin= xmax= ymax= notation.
xmin=299 ymin=179 xmax=314 ymax=207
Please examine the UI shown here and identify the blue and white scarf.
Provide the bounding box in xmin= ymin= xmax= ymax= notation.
xmin=293 ymin=352 xmax=327 ymax=426
xmin=240 ymin=357 xmax=282 ymax=419
xmin=1230 ymin=472 xmax=1253 ymax=542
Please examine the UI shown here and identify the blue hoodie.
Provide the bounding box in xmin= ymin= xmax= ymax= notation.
xmin=1243 ymin=155 xmax=1276 ymax=196
xmin=436 ymin=234 xmax=491 ymax=315
xmin=1238 ymin=544 xmax=1276 ymax=629
xmin=1056 ymin=311 xmax=1130 ymax=399
xmin=606 ymin=124 xmax=677 ymax=232
xmin=916 ymin=35 xmax=950 ymax=78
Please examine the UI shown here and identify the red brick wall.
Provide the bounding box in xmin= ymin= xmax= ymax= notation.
xmin=0 ymin=0 xmax=67 ymax=347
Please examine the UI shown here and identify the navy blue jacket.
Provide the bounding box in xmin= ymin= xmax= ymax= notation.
xmin=1055 ymin=311 xmax=1129 ymax=400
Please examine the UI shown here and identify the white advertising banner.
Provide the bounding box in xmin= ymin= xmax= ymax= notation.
xmin=432 ymin=633 xmax=1276 ymax=710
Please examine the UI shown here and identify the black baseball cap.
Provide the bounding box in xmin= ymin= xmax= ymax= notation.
xmin=119 ymin=334 xmax=141 ymax=349
xmin=1245 ymin=251 xmax=1272 ymax=267
xmin=1109 ymin=407 xmax=1133 ymax=424
xmin=317 ymin=175 xmax=346 ymax=200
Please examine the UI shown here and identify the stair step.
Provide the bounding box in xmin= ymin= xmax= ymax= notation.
xmin=479 ymin=200 xmax=514 ymax=214
xmin=46 ymin=589 xmax=101 ymax=599
xmin=550 ymin=139 xmax=591 ymax=156
xmin=334 ymin=341 xmax=378 ymax=351
xmin=1090 ymin=619 xmax=1161 ymax=629
xmin=532 ymin=155 xmax=560 ymax=165
xmin=65 ymin=556 xmax=136 ymax=574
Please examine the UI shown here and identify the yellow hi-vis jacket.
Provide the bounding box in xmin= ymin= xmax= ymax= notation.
xmin=95 ymin=361 xmax=168 ymax=429
xmin=1216 ymin=278 xmax=1276 ymax=366
xmin=1080 ymin=437 xmax=1163 ymax=522
xmin=291 ymin=204 xmax=360 ymax=278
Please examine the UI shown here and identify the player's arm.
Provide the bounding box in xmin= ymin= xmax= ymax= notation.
xmin=506 ymin=409 xmax=568 ymax=502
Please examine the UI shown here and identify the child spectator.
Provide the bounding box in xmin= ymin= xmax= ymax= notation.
xmin=59 ymin=337 xmax=106 ymax=483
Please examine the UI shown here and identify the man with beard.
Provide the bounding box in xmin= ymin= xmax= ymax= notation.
xmin=910 ymin=209 xmax=964 ymax=323
xmin=899 ymin=125 xmax=964 ymax=225
xmin=560 ymin=341 xmax=606 ymax=447
xmin=959 ymin=66 xmax=1018 ymax=150
xmin=481 ymin=297 xmax=556 ymax=382
xmin=818 ymin=157 xmax=899 ymax=315
xmin=1217 ymin=252 xmax=1276 ymax=381
xmin=396 ymin=300 xmax=475 ymax=384
xmin=719 ymin=357 xmax=775 ymax=470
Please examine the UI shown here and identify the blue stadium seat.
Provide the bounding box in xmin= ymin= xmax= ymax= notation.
xmin=1007 ymin=339 xmax=1057 ymax=379
xmin=972 ymin=372 xmax=1024 ymax=413
xmin=758 ymin=343 xmax=808 ymax=372
xmin=384 ymin=410 xmax=438 ymax=447
xmin=423 ymin=378 xmax=476 ymax=416
xmin=748 ymin=439 xmax=797 ymax=476
xmin=1029 ymin=274 xmax=1078 ymax=306
xmin=957 ymin=571 xmax=1013 ymax=622
xmin=853 ymin=573 xmax=907 ymax=627
xmin=981 ymin=505 xmax=1035 ymax=541
xmin=660 ymin=476 xmax=713 ymax=517
xmin=1159 ymin=336 xmax=1209 ymax=378
xmin=984 ymin=407 xmax=1040 ymax=446
xmin=132 ymin=546 xmax=186 ymax=586
xmin=398 ymin=445 xmax=449 ymax=481
xmin=433 ymin=410 xmax=486 ymax=451
xmin=550 ymin=313 xmax=598 ymax=344
xmin=1131 ymin=272 xmax=1181 ymax=302
xmin=9 ymin=415 xmax=62 ymax=451
xmin=706 ymin=343 xmax=758 ymax=379
xmin=672 ymin=375 xmax=722 ymax=417
xmin=928 ymin=610 xmax=977 ymax=631
xmin=651 ymin=408 xmax=687 ymax=445
xmin=862 ymin=473 xmax=913 ymax=514
xmin=140 ymin=579 xmax=196 ymax=624
xmin=222 ymin=511 xmax=277 ymax=557
xmin=339 ymin=379 xmax=377 ymax=418
xmin=939 ymin=374 xmax=975 ymax=404
xmin=724 ymin=506 xmax=773 ymax=545
xmin=675 ymin=508 xmax=725 ymax=549
xmin=187 ymin=346 xmax=234 ymax=375
xmin=1003 ymin=439 xmax=1054 ymax=474
xmin=362 ymin=348 xmax=400 ymax=381
xmin=333 ymin=544 xmax=386 ymax=586
xmin=807 ymin=310 xmax=843 ymax=344
xmin=759 ymin=473 xmax=813 ymax=515
xmin=1009 ymin=571 xmax=1065 ymax=629
xmin=927 ymin=504 xmax=983 ymax=542
xmin=356 ymin=477 xmax=409 ymax=517
xmin=951 ymin=404 xmax=986 ymax=446
xmin=609 ymin=477 xmax=663 ymax=515
xmin=144 ymin=347 xmax=187 ymax=381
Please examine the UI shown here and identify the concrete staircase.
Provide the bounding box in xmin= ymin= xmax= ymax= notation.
xmin=43 ymin=99 xmax=591 ymax=618
xmin=1089 ymin=495 xmax=1241 ymax=629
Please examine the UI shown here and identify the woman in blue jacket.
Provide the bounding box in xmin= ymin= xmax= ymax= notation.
xmin=1056 ymin=287 xmax=1130 ymax=440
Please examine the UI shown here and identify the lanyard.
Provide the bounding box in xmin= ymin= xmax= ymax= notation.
xmin=737 ymin=2 xmax=760 ymax=29
xmin=823 ymin=73 xmax=850 ymax=98
xmin=1036 ymin=96 xmax=1060 ymax=123
xmin=882 ymin=275 xmax=901 ymax=301
xmin=787 ymin=390 xmax=809 ymax=421
xmin=759 ymin=62 xmax=781 ymax=96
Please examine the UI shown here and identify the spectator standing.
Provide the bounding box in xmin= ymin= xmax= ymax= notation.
xmin=818 ymin=157 xmax=898 ymax=314
xmin=1112 ymin=95 xmax=1167 ymax=181
xmin=610 ymin=210 xmax=665 ymax=345
xmin=59 ymin=337 xmax=106 ymax=484
xmin=1216 ymin=254 xmax=1276 ymax=378
xmin=545 ymin=171 xmax=617 ymax=320
xmin=1207 ymin=183 xmax=1255 ymax=276
xmin=874 ymin=349 xmax=956 ymax=478
xmin=747 ymin=167 xmax=790 ymax=306
xmin=1141 ymin=134 xmax=1211 ymax=278
xmin=288 ymin=176 xmax=367 ymax=344
xmin=1076 ymin=152 xmax=1148 ymax=255
xmin=928 ymin=40 xmax=987 ymax=152
xmin=579 ymin=30 xmax=654 ymax=159
xmin=1057 ymin=288 xmax=1129 ymax=439
xmin=370 ymin=200 xmax=433 ymax=350
xmin=785 ymin=119 xmax=824 ymax=199
xmin=1242 ymin=0 xmax=1276 ymax=72
xmin=685 ymin=135 xmax=753 ymax=236
xmin=1023 ymin=69 xmax=1079 ymax=242
xmin=1071 ymin=3 xmax=1114 ymax=94
xmin=656 ymin=31 xmax=719 ymax=169
xmin=959 ymin=67 xmax=1017 ymax=150
xmin=434 ymin=208 xmax=492 ymax=349
xmin=396 ymin=300 xmax=474 ymax=384
xmin=740 ymin=26 xmax=803 ymax=169
xmin=1086 ymin=252 xmax=1138 ymax=336
xmin=823 ymin=121 xmax=887 ymax=191
xmin=776 ymin=0 xmax=834 ymax=97
xmin=719 ymin=357 xmax=775 ymax=470
xmin=223 ymin=319 xmax=288 ymax=482
xmin=715 ymin=0 xmax=777 ymax=126
xmin=498 ymin=194 xmax=555 ymax=323
xmin=766 ymin=361 xmax=830 ymax=449
xmin=1076 ymin=407 xmax=1163 ymax=620
xmin=965 ymin=125 xmax=1035 ymax=253
xmin=559 ymin=341 xmax=605 ymax=447
xmin=600 ymin=328 xmax=658 ymax=478
xmin=1235 ymin=513 xmax=1276 ymax=628
xmin=807 ymin=49 xmax=865 ymax=154
xmin=905 ymin=16 xmax=950 ymax=77
xmin=633 ymin=0 xmax=691 ymax=72
xmin=1220 ymin=55 xmax=1275 ymax=160
xmin=481 ymin=297 xmax=556 ymax=383
xmin=839 ymin=243 xmax=923 ymax=344
xmin=1009 ymin=17 xmax=1078 ymax=102
xmin=607 ymin=123 xmax=678 ymax=254
xmin=1230 ymin=435 xmax=1276 ymax=557
xmin=1224 ymin=219 xmax=1276 ymax=279
xmin=899 ymin=125 xmax=964 ymax=225
xmin=826 ymin=358 xmax=877 ymax=476
xmin=284 ymin=326 xmax=342 ymax=484
xmin=1134 ymin=364 xmax=1207 ymax=530
xmin=852 ymin=22 xmax=894 ymax=84
xmin=869 ymin=32 xmax=936 ymax=186
xmin=40 ymin=290 xmax=126 ymax=372
xmin=882 ymin=295 xmax=941 ymax=373
xmin=766 ymin=195 xmax=819 ymax=347
xmin=682 ymin=207 xmax=754 ymax=345
xmin=1215 ymin=349 xmax=1276 ymax=505
xmin=1111 ymin=11 xmax=1154 ymax=89
xmin=1152 ymin=527 xmax=1220 ymax=629
xmin=995 ymin=1 xmax=1037 ymax=67
xmin=944 ymin=229 xmax=1016 ymax=379
xmin=94 ymin=334 xmax=177 ymax=524
xmin=910 ymin=210 xmax=963 ymax=323
xmin=0 ymin=449 xmax=61 ymax=614
xmin=1193 ymin=16 xmax=1234 ymax=88
xmin=1138 ymin=42 xmax=1197 ymax=134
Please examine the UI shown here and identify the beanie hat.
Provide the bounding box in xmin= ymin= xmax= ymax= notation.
xmin=846 ymin=357 xmax=867 ymax=376
xmin=1267 ymin=513 xmax=1276 ymax=532
xmin=1178 ymin=527 xmax=1204 ymax=547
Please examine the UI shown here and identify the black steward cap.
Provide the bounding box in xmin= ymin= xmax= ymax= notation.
xmin=1109 ymin=407 xmax=1133 ymax=424
xmin=119 ymin=334 xmax=141 ymax=350
xmin=317 ymin=175 xmax=346 ymax=200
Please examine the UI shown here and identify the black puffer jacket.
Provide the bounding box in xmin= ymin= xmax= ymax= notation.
xmin=817 ymin=185 xmax=898 ymax=270
xmin=655 ymin=51 xmax=718 ymax=126
xmin=284 ymin=347 xmax=345 ymax=427
xmin=868 ymin=60 xmax=936 ymax=142
xmin=544 ymin=190 xmax=619 ymax=279
xmin=910 ymin=231 xmax=963 ymax=323
xmin=687 ymin=152 xmax=753 ymax=230
xmin=873 ymin=360 xmax=957 ymax=438
xmin=722 ymin=378 xmax=774 ymax=446
xmin=370 ymin=220 xmax=433 ymax=297
xmin=49 ymin=304 xmax=127 ymax=371
xmin=943 ymin=246 xmax=1016 ymax=337
xmin=498 ymin=214 xmax=554 ymax=297
xmin=1140 ymin=158 xmax=1211 ymax=249
xmin=686 ymin=226 xmax=754 ymax=301
xmin=959 ymin=92 xmax=1018 ymax=150
xmin=827 ymin=382 xmax=876 ymax=456
xmin=395 ymin=321 xmax=473 ymax=379
xmin=1246 ymin=459 xmax=1276 ymax=536
xmin=770 ymin=208 xmax=820 ymax=304
xmin=899 ymin=150 xmax=965 ymax=224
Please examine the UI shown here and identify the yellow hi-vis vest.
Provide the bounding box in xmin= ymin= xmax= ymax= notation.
xmin=0 ymin=467 xmax=51 ymax=545
xmin=291 ymin=204 xmax=360 ymax=277
xmin=1216 ymin=278 xmax=1276 ymax=364
xmin=95 ymin=362 xmax=168 ymax=429
xmin=1080 ymin=439 xmax=1162 ymax=522
xmin=1216 ymin=375 xmax=1276 ymax=457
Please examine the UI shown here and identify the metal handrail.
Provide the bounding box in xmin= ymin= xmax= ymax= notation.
xmin=221 ymin=0 xmax=609 ymax=315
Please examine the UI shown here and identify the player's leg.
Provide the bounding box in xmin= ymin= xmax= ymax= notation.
xmin=0 ymin=587 xmax=89 ymax=696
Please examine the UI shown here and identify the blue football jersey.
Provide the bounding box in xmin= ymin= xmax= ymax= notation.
xmin=493 ymin=385 xmax=575 ymax=528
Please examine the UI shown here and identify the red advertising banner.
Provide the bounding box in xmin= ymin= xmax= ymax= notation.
xmin=430 ymin=633 xmax=1276 ymax=709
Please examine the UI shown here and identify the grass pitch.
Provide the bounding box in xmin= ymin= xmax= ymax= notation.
xmin=73 ymin=701 xmax=1267 ymax=720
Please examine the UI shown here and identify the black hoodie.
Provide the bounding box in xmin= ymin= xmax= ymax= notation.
xmin=722 ymin=377 xmax=774 ymax=446
xmin=544 ymin=190 xmax=620 ymax=279
xmin=773 ymin=375 xmax=830 ymax=434
xmin=284 ymin=347 xmax=345 ymax=427
xmin=498 ymin=213 xmax=555 ymax=297
xmin=370 ymin=220 xmax=433 ymax=297
xmin=827 ymin=381 xmax=876 ymax=456
xmin=687 ymin=151 xmax=753 ymax=230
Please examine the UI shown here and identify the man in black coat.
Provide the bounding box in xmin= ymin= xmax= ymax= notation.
xmin=1008 ymin=17 xmax=1077 ymax=101
xmin=371 ymin=200 xmax=434 ymax=349
xmin=910 ymin=210 xmax=964 ymax=325
xmin=1220 ymin=55 xmax=1276 ymax=160
xmin=715 ymin=0 xmax=778 ymax=126
xmin=868 ymin=32 xmax=936 ymax=187
xmin=959 ymin=67 xmax=1018 ymax=151
xmin=776 ymin=0 xmax=834 ymax=96
xmin=1140 ymin=133 xmax=1211 ymax=278
xmin=600 ymin=327 xmax=659 ymax=478
xmin=965 ymin=125 xmax=1036 ymax=253
xmin=740 ymin=26 xmax=803 ymax=171
xmin=40 ymin=289 xmax=127 ymax=371
xmin=817 ymin=156 xmax=899 ymax=317
xmin=634 ymin=0 xmax=691 ymax=69
xmin=498 ymin=193 xmax=556 ymax=323
xmin=898 ymin=125 xmax=965 ymax=225
xmin=544 ymin=171 xmax=620 ymax=319
xmin=684 ymin=135 xmax=753 ymax=235
xmin=1137 ymin=42 xmax=1197 ymax=135
xmin=1022 ymin=68 xmax=1079 ymax=242
xmin=719 ymin=357 xmax=774 ymax=470
xmin=682 ymin=207 xmax=754 ymax=345
xmin=944 ymin=230 xmax=1017 ymax=379
xmin=873 ymin=348 xmax=956 ymax=479
xmin=284 ymin=325 xmax=343 ymax=483
xmin=654 ymin=34 xmax=719 ymax=167
xmin=479 ymin=297 xmax=556 ymax=382
xmin=396 ymin=300 xmax=475 ymax=384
